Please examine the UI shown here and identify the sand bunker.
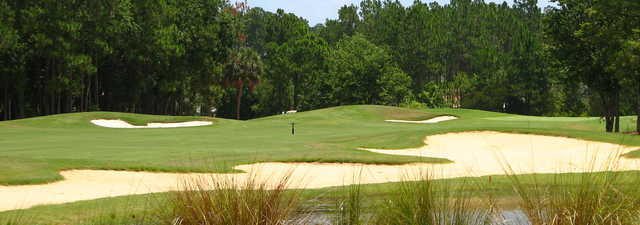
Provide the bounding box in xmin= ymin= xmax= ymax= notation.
xmin=91 ymin=119 xmax=212 ymax=128
xmin=361 ymin=131 xmax=640 ymax=176
xmin=385 ymin=115 xmax=458 ymax=124
xmin=1 ymin=131 xmax=639 ymax=211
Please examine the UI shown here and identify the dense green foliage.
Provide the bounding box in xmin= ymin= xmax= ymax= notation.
xmin=546 ymin=0 xmax=640 ymax=132
xmin=0 ymin=0 xmax=238 ymax=120
xmin=0 ymin=0 xmax=638 ymax=132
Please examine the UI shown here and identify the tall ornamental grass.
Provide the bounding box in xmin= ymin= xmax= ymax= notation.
xmin=502 ymin=153 xmax=640 ymax=225
xmin=165 ymin=171 xmax=306 ymax=225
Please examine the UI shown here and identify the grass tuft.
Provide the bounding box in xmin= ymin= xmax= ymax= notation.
xmin=333 ymin=170 xmax=365 ymax=225
xmin=502 ymin=153 xmax=640 ymax=225
xmin=0 ymin=213 xmax=37 ymax=225
xmin=329 ymin=168 xmax=497 ymax=225
xmin=165 ymin=170 xmax=305 ymax=225
xmin=371 ymin=170 xmax=496 ymax=225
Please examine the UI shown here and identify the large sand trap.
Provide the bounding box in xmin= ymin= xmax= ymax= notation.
xmin=91 ymin=119 xmax=212 ymax=128
xmin=1 ymin=131 xmax=639 ymax=211
xmin=361 ymin=131 xmax=640 ymax=176
xmin=385 ymin=115 xmax=458 ymax=124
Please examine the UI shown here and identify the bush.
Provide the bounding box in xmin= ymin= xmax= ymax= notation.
xmin=400 ymin=100 xmax=428 ymax=110
xmin=417 ymin=82 xmax=447 ymax=108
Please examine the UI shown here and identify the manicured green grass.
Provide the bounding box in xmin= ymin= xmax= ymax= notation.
xmin=0 ymin=105 xmax=639 ymax=186
xmin=2 ymin=105 xmax=640 ymax=224
xmin=0 ymin=106 xmax=451 ymax=185
xmin=0 ymin=192 xmax=165 ymax=225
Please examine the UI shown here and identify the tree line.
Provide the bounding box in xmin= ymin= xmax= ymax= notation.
xmin=0 ymin=0 xmax=638 ymax=132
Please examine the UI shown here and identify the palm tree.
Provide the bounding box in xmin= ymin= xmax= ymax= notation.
xmin=223 ymin=47 xmax=264 ymax=120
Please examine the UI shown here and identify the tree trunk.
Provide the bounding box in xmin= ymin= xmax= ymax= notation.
xmin=83 ymin=76 xmax=90 ymax=112
xmin=2 ymin=81 xmax=7 ymax=120
xmin=637 ymin=83 xmax=640 ymax=133
xmin=292 ymin=80 xmax=297 ymax=110
xmin=614 ymin=92 xmax=620 ymax=133
xmin=94 ymin=74 xmax=99 ymax=110
xmin=7 ymin=98 xmax=11 ymax=121
xmin=293 ymin=74 xmax=298 ymax=110
xmin=80 ymin=81 xmax=84 ymax=112
xmin=604 ymin=98 xmax=614 ymax=133
xmin=636 ymin=110 xmax=639 ymax=133
xmin=162 ymin=101 xmax=171 ymax=114
xmin=615 ymin=115 xmax=620 ymax=133
xmin=17 ymin=87 xmax=24 ymax=119
xmin=601 ymin=92 xmax=619 ymax=133
xmin=236 ymin=84 xmax=243 ymax=120
xmin=57 ymin=92 xmax=61 ymax=114
xmin=277 ymin=83 xmax=286 ymax=113
xmin=48 ymin=91 xmax=53 ymax=115
xmin=68 ymin=94 xmax=73 ymax=113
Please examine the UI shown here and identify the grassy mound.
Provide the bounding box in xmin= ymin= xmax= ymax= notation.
xmin=0 ymin=111 xmax=222 ymax=129
xmin=0 ymin=106 xmax=446 ymax=185
xmin=0 ymin=105 xmax=638 ymax=186
xmin=1 ymin=105 xmax=640 ymax=224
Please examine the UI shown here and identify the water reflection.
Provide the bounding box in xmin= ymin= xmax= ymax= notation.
xmin=497 ymin=210 xmax=531 ymax=225
xmin=293 ymin=210 xmax=531 ymax=225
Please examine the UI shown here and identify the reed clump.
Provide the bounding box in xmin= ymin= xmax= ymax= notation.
xmin=332 ymin=170 xmax=497 ymax=225
xmin=503 ymin=154 xmax=640 ymax=225
xmin=372 ymin=171 xmax=495 ymax=225
xmin=333 ymin=183 xmax=364 ymax=225
xmin=165 ymin=171 xmax=305 ymax=225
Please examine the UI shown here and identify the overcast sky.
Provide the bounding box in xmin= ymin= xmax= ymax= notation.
xmin=246 ymin=0 xmax=555 ymax=25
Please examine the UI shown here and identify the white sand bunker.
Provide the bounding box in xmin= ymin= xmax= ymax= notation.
xmin=361 ymin=131 xmax=640 ymax=176
xmin=1 ymin=131 xmax=639 ymax=211
xmin=91 ymin=119 xmax=212 ymax=128
xmin=385 ymin=115 xmax=458 ymax=124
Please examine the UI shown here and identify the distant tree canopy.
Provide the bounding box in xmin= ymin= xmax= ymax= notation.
xmin=546 ymin=0 xmax=640 ymax=132
xmin=0 ymin=0 xmax=638 ymax=132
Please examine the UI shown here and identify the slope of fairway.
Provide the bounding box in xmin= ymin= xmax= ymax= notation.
xmin=2 ymin=129 xmax=639 ymax=212
xmin=485 ymin=114 xmax=638 ymax=133
xmin=0 ymin=111 xmax=223 ymax=129
xmin=0 ymin=105 xmax=639 ymax=187
xmin=0 ymin=106 xmax=449 ymax=185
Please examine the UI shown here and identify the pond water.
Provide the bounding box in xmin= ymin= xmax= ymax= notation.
xmin=293 ymin=210 xmax=530 ymax=225
xmin=498 ymin=210 xmax=531 ymax=225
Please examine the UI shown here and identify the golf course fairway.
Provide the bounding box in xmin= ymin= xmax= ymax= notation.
xmin=1 ymin=105 xmax=640 ymax=215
